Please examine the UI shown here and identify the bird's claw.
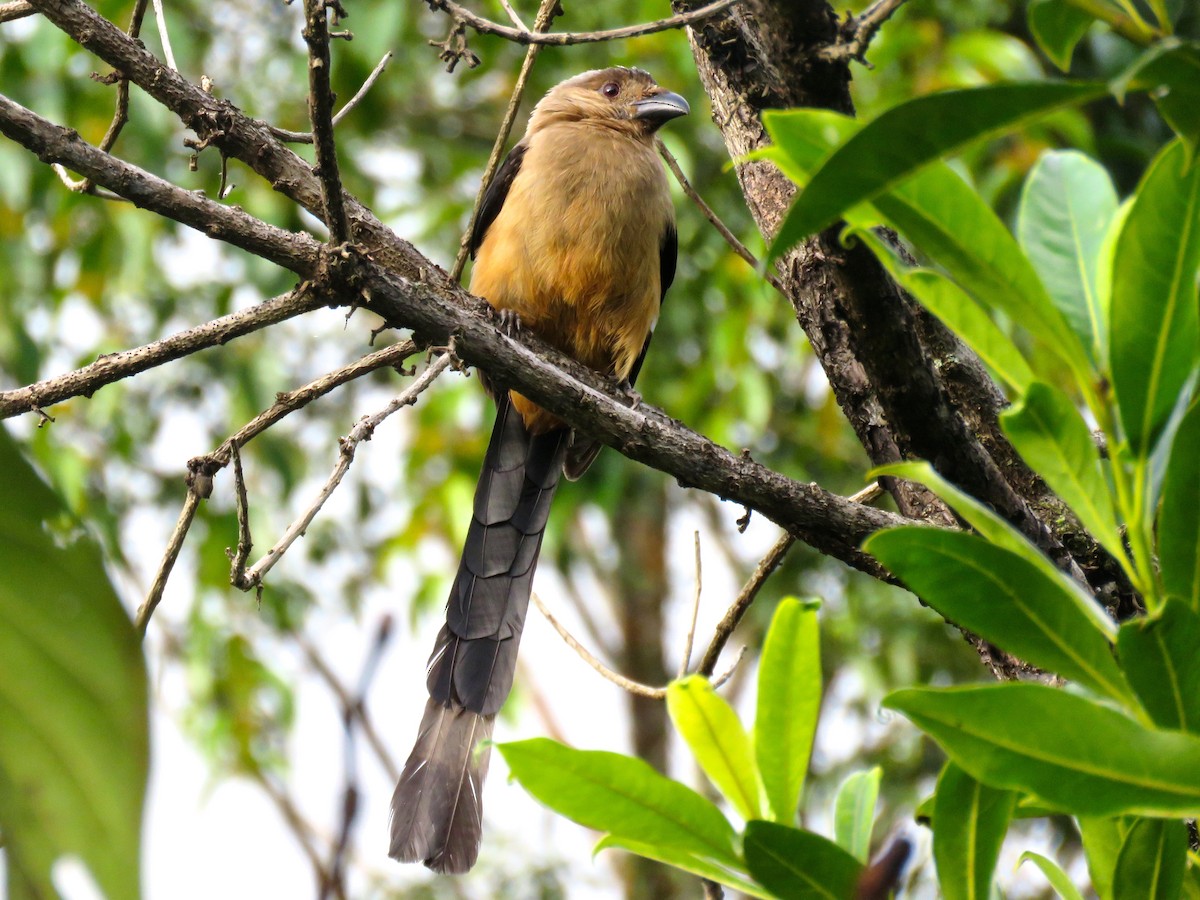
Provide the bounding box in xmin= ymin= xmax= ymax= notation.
xmin=494 ymin=308 xmax=522 ymax=337
xmin=619 ymin=379 xmax=642 ymax=410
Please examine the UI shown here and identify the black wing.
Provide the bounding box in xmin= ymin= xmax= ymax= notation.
xmin=468 ymin=142 xmax=528 ymax=259
xmin=625 ymin=222 xmax=678 ymax=388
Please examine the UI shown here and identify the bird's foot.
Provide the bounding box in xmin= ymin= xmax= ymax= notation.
xmin=492 ymin=307 xmax=522 ymax=337
xmin=618 ymin=379 xmax=642 ymax=410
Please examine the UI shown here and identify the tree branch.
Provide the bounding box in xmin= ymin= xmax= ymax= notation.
xmin=0 ymin=0 xmax=35 ymax=23
xmin=423 ymin=0 xmax=741 ymax=46
xmin=0 ymin=92 xmax=323 ymax=276
xmin=0 ymin=287 xmax=329 ymax=419
xmin=303 ymin=0 xmax=350 ymax=242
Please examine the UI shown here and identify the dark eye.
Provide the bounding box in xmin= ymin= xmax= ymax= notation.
xmin=601 ymin=82 xmax=620 ymax=98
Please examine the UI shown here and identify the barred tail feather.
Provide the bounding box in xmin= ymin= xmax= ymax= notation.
xmin=389 ymin=697 xmax=495 ymax=875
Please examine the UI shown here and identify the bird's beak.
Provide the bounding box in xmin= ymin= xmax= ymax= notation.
xmin=633 ymin=91 xmax=690 ymax=128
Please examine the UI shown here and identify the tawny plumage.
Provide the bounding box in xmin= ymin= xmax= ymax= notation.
xmin=389 ymin=66 xmax=687 ymax=875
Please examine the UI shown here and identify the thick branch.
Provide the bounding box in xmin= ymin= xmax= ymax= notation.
xmin=303 ymin=0 xmax=349 ymax=242
xmin=28 ymin=0 xmax=444 ymax=285
xmin=0 ymin=92 xmax=322 ymax=276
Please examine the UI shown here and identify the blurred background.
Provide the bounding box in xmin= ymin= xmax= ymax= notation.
xmin=1 ymin=0 xmax=1190 ymax=896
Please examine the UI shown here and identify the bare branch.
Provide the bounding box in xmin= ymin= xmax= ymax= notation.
xmin=0 ymin=92 xmax=323 ymax=276
xmin=677 ymin=531 xmax=702 ymax=678
xmin=0 ymin=1 xmax=35 ymax=23
xmin=270 ymin=51 xmax=394 ymax=144
xmin=150 ymin=0 xmax=177 ymax=70
xmin=424 ymin=0 xmax=740 ymax=46
xmin=498 ymin=0 xmax=527 ymax=29
xmin=697 ymin=529 xmax=794 ymax=677
xmin=207 ymin=339 xmax=419 ymax=467
xmin=232 ymin=353 xmax=453 ymax=591
xmin=449 ymin=0 xmax=561 ymax=282
xmin=136 ymin=483 xmax=203 ymax=636
xmin=0 ymin=287 xmax=328 ymax=419
xmin=657 ymin=139 xmax=786 ymax=296
xmin=817 ymin=0 xmax=909 ymax=64
xmin=303 ymin=0 xmax=350 ymax=242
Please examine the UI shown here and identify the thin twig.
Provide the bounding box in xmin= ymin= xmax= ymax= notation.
xmin=497 ymin=0 xmax=526 ymax=30
xmin=449 ymin=0 xmax=560 ymax=283
xmin=230 ymin=442 xmax=253 ymax=576
xmin=0 ymin=0 xmax=35 ymax=22
xmin=232 ymin=353 xmax=453 ymax=591
xmin=0 ymin=287 xmax=328 ymax=419
xmin=135 ymin=486 xmax=202 ymax=636
xmin=816 ymin=0 xmax=909 ymax=64
xmin=697 ymin=530 xmax=794 ymax=677
xmin=303 ymin=0 xmax=350 ymax=242
xmin=297 ymin=628 xmax=401 ymax=783
xmin=533 ymin=592 xmax=744 ymax=699
xmin=677 ymin=531 xmax=702 ymax=679
xmin=425 ymin=0 xmax=739 ymax=46
xmin=657 ymin=140 xmax=787 ymax=297
xmin=270 ymin=51 xmax=393 ymax=145
xmin=150 ymin=0 xmax=177 ymax=70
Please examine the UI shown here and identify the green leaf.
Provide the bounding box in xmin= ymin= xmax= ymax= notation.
xmin=849 ymin=229 xmax=1034 ymax=394
xmin=1079 ymin=816 xmax=1130 ymax=900
xmin=1109 ymin=138 xmax=1200 ymax=456
xmin=1000 ymin=382 xmax=1127 ymax=566
xmin=1159 ymin=402 xmax=1200 ymax=609
xmin=1019 ymin=851 xmax=1087 ymax=900
xmin=770 ymin=81 xmax=1106 ymax=256
xmin=1017 ymin=150 xmax=1119 ymax=360
xmin=754 ymin=597 xmax=821 ymax=824
xmin=867 ymin=529 xmax=1130 ymax=702
xmin=1028 ymin=0 xmax=1096 ymax=71
xmin=833 ymin=768 xmax=881 ymax=863
xmin=1118 ymin=600 xmax=1200 ymax=733
xmin=0 ymin=426 xmax=148 ymax=900
xmin=743 ymin=820 xmax=863 ymax=900
xmin=668 ymin=675 xmax=762 ymax=821
xmin=594 ymin=835 xmax=770 ymax=899
xmin=498 ymin=738 xmax=740 ymax=867
xmin=933 ymin=762 xmax=1016 ymax=900
xmin=886 ymin=684 xmax=1200 ymax=817
xmin=769 ymin=109 xmax=1093 ymax=384
xmin=1116 ymin=40 xmax=1200 ymax=166
xmin=1112 ymin=817 xmax=1187 ymax=900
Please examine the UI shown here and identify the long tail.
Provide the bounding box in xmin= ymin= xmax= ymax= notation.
xmin=390 ymin=396 xmax=568 ymax=874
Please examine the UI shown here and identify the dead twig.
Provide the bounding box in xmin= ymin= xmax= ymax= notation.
xmin=232 ymin=353 xmax=453 ymax=591
xmin=816 ymin=0 xmax=909 ymax=64
xmin=135 ymin=477 xmax=204 ymax=636
xmin=303 ymin=0 xmax=350 ymax=242
xmin=423 ymin=0 xmax=739 ymax=46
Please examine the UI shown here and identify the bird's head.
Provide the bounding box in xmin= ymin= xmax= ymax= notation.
xmin=528 ymin=67 xmax=689 ymax=138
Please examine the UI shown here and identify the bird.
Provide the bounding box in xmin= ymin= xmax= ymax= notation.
xmin=388 ymin=66 xmax=688 ymax=875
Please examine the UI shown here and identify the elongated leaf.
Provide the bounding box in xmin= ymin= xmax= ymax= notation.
xmin=1000 ymin=382 xmax=1126 ymax=565
xmin=1018 ymin=150 xmax=1119 ymax=359
xmin=767 ymin=109 xmax=1092 ymax=382
xmin=869 ymin=461 xmax=1117 ymax=639
xmin=743 ymin=820 xmax=863 ymax=900
xmin=850 ymin=229 xmax=1034 ymax=393
xmin=1019 ymin=851 xmax=1087 ymax=900
xmin=755 ymin=597 xmax=821 ymax=824
xmin=934 ymin=762 xmax=1016 ymax=900
xmin=1109 ymin=139 xmax=1200 ymax=456
xmin=833 ymin=768 xmax=881 ymax=863
xmin=668 ymin=675 xmax=762 ymax=821
xmin=1112 ymin=817 xmax=1187 ymax=900
xmin=1028 ymin=0 xmax=1096 ymax=71
xmin=886 ymin=684 xmax=1200 ymax=817
xmin=594 ymin=835 xmax=770 ymax=899
xmin=0 ymin=427 xmax=147 ymax=900
xmin=1079 ymin=816 xmax=1130 ymax=900
xmin=1160 ymin=402 xmax=1200 ymax=609
xmin=1118 ymin=600 xmax=1200 ymax=732
xmin=497 ymin=738 xmax=739 ymax=866
xmin=867 ymin=529 xmax=1130 ymax=702
xmin=770 ymin=82 xmax=1106 ymax=256
xmin=1116 ymin=41 xmax=1200 ymax=166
